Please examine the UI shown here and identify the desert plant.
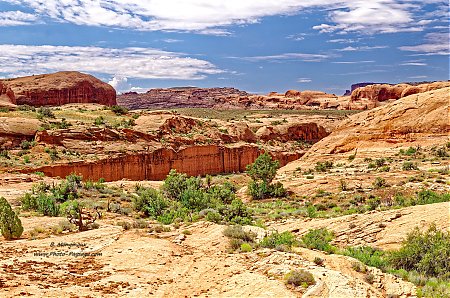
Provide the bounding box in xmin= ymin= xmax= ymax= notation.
xmin=246 ymin=153 xmax=285 ymax=199
xmin=110 ymin=105 xmax=128 ymax=115
xmin=284 ymin=270 xmax=315 ymax=287
xmin=315 ymin=161 xmax=333 ymax=172
xmin=301 ymin=228 xmax=336 ymax=253
xmin=388 ymin=224 xmax=450 ymax=278
xmin=133 ymin=187 xmax=168 ymax=217
xmin=402 ymin=161 xmax=419 ymax=171
xmin=63 ymin=200 xmax=101 ymax=232
xmin=0 ymin=197 xmax=24 ymax=240
xmin=373 ymin=177 xmax=388 ymax=189
xmin=260 ymin=230 xmax=296 ymax=248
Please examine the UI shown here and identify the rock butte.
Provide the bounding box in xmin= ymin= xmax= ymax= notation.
xmin=0 ymin=71 xmax=116 ymax=107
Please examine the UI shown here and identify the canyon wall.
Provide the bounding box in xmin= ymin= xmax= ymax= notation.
xmin=1 ymin=71 xmax=116 ymax=106
xmin=23 ymin=145 xmax=302 ymax=181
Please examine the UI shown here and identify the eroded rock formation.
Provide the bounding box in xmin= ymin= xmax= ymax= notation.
xmin=22 ymin=145 xmax=301 ymax=181
xmin=0 ymin=71 xmax=116 ymax=106
xmin=351 ymin=81 xmax=450 ymax=103
xmin=305 ymin=87 xmax=450 ymax=155
xmin=0 ymin=81 xmax=16 ymax=107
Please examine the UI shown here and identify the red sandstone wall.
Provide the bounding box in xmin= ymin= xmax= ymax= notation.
xmin=23 ymin=145 xmax=302 ymax=181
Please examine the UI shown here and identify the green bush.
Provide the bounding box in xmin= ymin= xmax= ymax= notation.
xmin=341 ymin=246 xmax=388 ymax=270
xmin=0 ymin=197 xmax=23 ymax=240
xmin=315 ymin=161 xmax=333 ymax=172
xmin=37 ymin=107 xmax=55 ymax=118
xmin=94 ymin=116 xmax=105 ymax=126
xmin=373 ymin=177 xmax=387 ymax=189
xmin=133 ymin=187 xmax=168 ymax=217
xmin=284 ymin=270 xmax=315 ymax=287
xmin=218 ymin=199 xmax=253 ymax=225
xmin=246 ymin=153 xmax=285 ymax=200
xmin=403 ymin=161 xmax=419 ymax=170
xmin=301 ymin=228 xmax=336 ymax=253
xmin=240 ymin=242 xmax=253 ymax=252
xmin=260 ymin=230 xmax=296 ymax=248
xmin=110 ymin=105 xmax=128 ymax=115
xmin=388 ymin=224 xmax=450 ymax=279
xmin=162 ymin=169 xmax=189 ymax=200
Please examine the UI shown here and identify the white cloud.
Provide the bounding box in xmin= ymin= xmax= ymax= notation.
xmin=0 ymin=44 xmax=222 ymax=80
xmin=332 ymin=60 xmax=375 ymax=64
xmin=235 ymin=53 xmax=331 ymax=62
xmin=399 ymin=32 xmax=450 ymax=55
xmin=400 ymin=62 xmax=427 ymax=66
xmin=0 ymin=10 xmax=38 ymax=26
xmin=336 ymin=46 xmax=388 ymax=52
xmin=0 ymin=0 xmax=441 ymax=34
xmin=297 ymin=78 xmax=311 ymax=83
xmin=162 ymin=39 xmax=183 ymax=43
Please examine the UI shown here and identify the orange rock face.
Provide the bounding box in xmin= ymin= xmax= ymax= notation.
xmin=0 ymin=71 xmax=116 ymax=106
xmin=256 ymin=123 xmax=329 ymax=142
xmin=351 ymin=81 xmax=450 ymax=103
xmin=22 ymin=145 xmax=302 ymax=181
xmin=0 ymin=81 xmax=16 ymax=106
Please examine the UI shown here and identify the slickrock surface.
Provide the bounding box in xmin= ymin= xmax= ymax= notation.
xmin=0 ymin=71 xmax=116 ymax=106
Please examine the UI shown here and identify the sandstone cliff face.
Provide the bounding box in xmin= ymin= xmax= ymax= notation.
xmin=22 ymin=145 xmax=302 ymax=181
xmin=305 ymin=87 xmax=450 ymax=155
xmin=0 ymin=81 xmax=16 ymax=107
xmin=1 ymin=71 xmax=116 ymax=106
xmin=256 ymin=123 xmax=329 ymax=142
xmin=118 ymin=87 xmax=249 ymax=110
xmin=351 ymin=81 xmax=450 ymax=103
xmin=0 ymin=117 xmax=40 ymax=148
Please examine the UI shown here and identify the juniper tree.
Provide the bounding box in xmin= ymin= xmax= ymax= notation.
xmin=0 ymin=197 xmax=24 ymax=240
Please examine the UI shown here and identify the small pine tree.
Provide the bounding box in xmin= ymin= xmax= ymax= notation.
xmin=0 ymin=197 xmax=24 ymax=240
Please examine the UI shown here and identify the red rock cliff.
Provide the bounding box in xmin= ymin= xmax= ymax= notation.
xmin=0 ymin=71 xmax=116 ymax=106
xmin=22 ymin=145 xmax=301 ymax=181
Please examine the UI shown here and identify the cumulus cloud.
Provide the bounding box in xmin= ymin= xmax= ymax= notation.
xmin=0 ymin=10 xmax=38 ymax=26
xmin=0 ymin=44 xmax=222 ymax=80
xmin=399 ymin=32 xmax=450 ymax=55
xmin=0 ymin=0 xmax=441 ymax=34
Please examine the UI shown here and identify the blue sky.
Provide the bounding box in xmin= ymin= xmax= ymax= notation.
xmin=0 ymin=1 xmax=448 ymax=94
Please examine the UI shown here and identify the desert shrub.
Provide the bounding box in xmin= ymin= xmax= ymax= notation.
xmin=110 ymin=105 xmax=128 ymax=115
xmin=218 ymin=199 xmax=253 ymax=225
xmin=403 ymin=161 xmax=419 ymax=171
xmin=301 ymin=228 xmax=336 ymax=253
xmin=373 ymin=177 xmax=387 ymax=189
xmin=306 ymin=205 xmax=317 ymax=218
xmin=36 ymin=193 xmax=60 ymax=216
xmin=246 ymin=153 xmax=285 ymax=199
xmin=240 ymin=242 xmax=253 ymax=252
xmin=367 ymin=196 xmax=381 ymax=210
xmin=342 ymin=246 xmax=388 ymax=270
xmin=20 ymin=140 xmax=35 ymax=150
xmin=374 ymin=158 xmax=386 ymax=168
xmin=37 ymin=107 xmax=55 ymax=118
xmin=133 ymin=187 xmax=168 ymax=217
xmin=162 ymin=169 xmax=189 ymax=200
xmin=117 ymin=221 xmax=132 ymax=230
xmin=284 ymin=270 xmax=315 ymax=287
xmin=94 ymin=116 xmax=105 ymax=126
xmin=315 ymin=161 xmax=333 ymax=172
xmin=351 ymin=261 xmax=367 ymax=273
xmin=365 ymin=273 xmax=375 ymax=284
xmin=260 ymin=230 xmax=296 ymax=248
xmin=388 ymin=224 xmax=450 ymax=279
xmin=0 ymin=197 xmax=24 ymax=240
xmin=223 ymin=225 xmax=256 ymax=243
xmin=339 ymin=179 xmax=348 ymax=191
xmin=63 ymin=200 xmax=101 ymax=231
xmin=412 ymin=190 xmax=450 ymax=206
xmin=314 ymin=257 xmax=324 ymax=266
xmin=206 ymin=181 xmax=236 ymax=204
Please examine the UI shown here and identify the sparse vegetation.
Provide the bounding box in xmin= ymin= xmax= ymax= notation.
xmin=247 ymin=153 xmax=286 ymax=200
xmin=301 ymin=228 xmax=336 ymax=253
